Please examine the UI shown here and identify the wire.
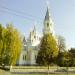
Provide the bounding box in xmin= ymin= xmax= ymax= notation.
xmin=0 ymin=9 xmax=34 ymax=21
xmin=0 ymin=5 xmax=42 ymax=21
xmin=0 ymin=9 xmax=43 ymax=24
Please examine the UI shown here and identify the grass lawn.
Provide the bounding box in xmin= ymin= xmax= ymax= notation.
xmin=0 ymin=69 xmax=11 ymax=75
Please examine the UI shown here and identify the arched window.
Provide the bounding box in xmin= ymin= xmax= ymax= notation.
xmin=25 ymin=55 xmax=26 ymax=60
xmin=35 ymin=55 xmax=37 ymax=60
xmin=32 ymin=40 xmax=33 ymax=43
xmin=23 ymin=55 xmax=26 ymax=60
xmin=23 ymin=55 xmax=24 ymax=60
xmin=39 ymin=37 xmax=41 ymax=41
xmin=47 ymin=23 xmax=49 ymax=27
xmin=37 ymin=36 xmax=38 ymax=40
xmin=34 ymin=35 xmax=36 ymax=39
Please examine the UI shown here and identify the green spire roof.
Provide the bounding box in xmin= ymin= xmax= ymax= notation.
xmin=44 ymin=6 xmax=50 ymax=21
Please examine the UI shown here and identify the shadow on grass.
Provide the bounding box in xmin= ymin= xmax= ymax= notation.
xmin=0 ymin=66 xmax=9 ymax=71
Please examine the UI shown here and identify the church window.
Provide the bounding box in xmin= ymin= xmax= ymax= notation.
xmin=35 ymin=55 xmax=37 ymax=60
xmin=25 ymin=55 xmax=26 ymax=60
xmin=23 ymin=55 xmax=26 ymax=60
xmin=47 ymin=23 xmax=49 ymax=27
xmin=23 ymin=55 xmax=24 ymax=60
xmin=34 ymin=36 xmax=36 ymax=39
xmin=39 ymin=37 xmax=41 ymax=41
xmin=32 ymin=40 xmax=33 ymax=42
xmin=37 ymin=36 xmax=38 ymax=40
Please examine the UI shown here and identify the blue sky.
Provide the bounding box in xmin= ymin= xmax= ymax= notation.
xmin=0 ymin=0 xmax=75 ymax=49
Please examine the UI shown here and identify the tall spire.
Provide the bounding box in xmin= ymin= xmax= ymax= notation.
xmin=33 ymin=22 xmax=37 ymax=34
xmin=44 ymin=7 xmax=50 ymax=21
xmin=44 ymin=0 xmax=51 ymax=21
xmin=43 ymin=0 xmax=54 ymax=35
xmin=33 ymin=25 xmax=36 ymax=33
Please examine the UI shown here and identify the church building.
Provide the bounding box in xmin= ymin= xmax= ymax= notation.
xmin=19 ymin=5 xmax=55 ymax=65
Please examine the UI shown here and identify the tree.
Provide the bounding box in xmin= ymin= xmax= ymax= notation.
xmin=56 ymin=36 xmax=74 ymax=66
xmin=0 ymin=24 xmax=4 ymax=65
xmin=1 ymin=24 xmax=22 ymax=65
xmin=57 ymin=52 xmax=74 ymax=67
xmin=36 ymin=34 xmax=58 ymax=66
xmin=69 ymin=48 xmax=75 ymax=58
xmin=69 ymin=48 xmax=75 ymax=66
xmin=57 ymin=35 xmax=66 ymax=52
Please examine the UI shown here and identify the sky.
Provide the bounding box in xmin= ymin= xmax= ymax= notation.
xmin=0 ymin=0 xmax=75 ymax=49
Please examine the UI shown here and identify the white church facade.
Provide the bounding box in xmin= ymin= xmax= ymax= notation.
xmin=19 ymin=5 xmax=55 ymax=65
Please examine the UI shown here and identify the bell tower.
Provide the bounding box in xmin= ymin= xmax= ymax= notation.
xmin=43 ymin=3 xmax=54 ymax=35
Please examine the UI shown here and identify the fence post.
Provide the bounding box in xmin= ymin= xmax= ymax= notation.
xmin=48 ymin=65 xmax=49 ymax=75
xmin=67 ymin=67 xmax=68 ymax=75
